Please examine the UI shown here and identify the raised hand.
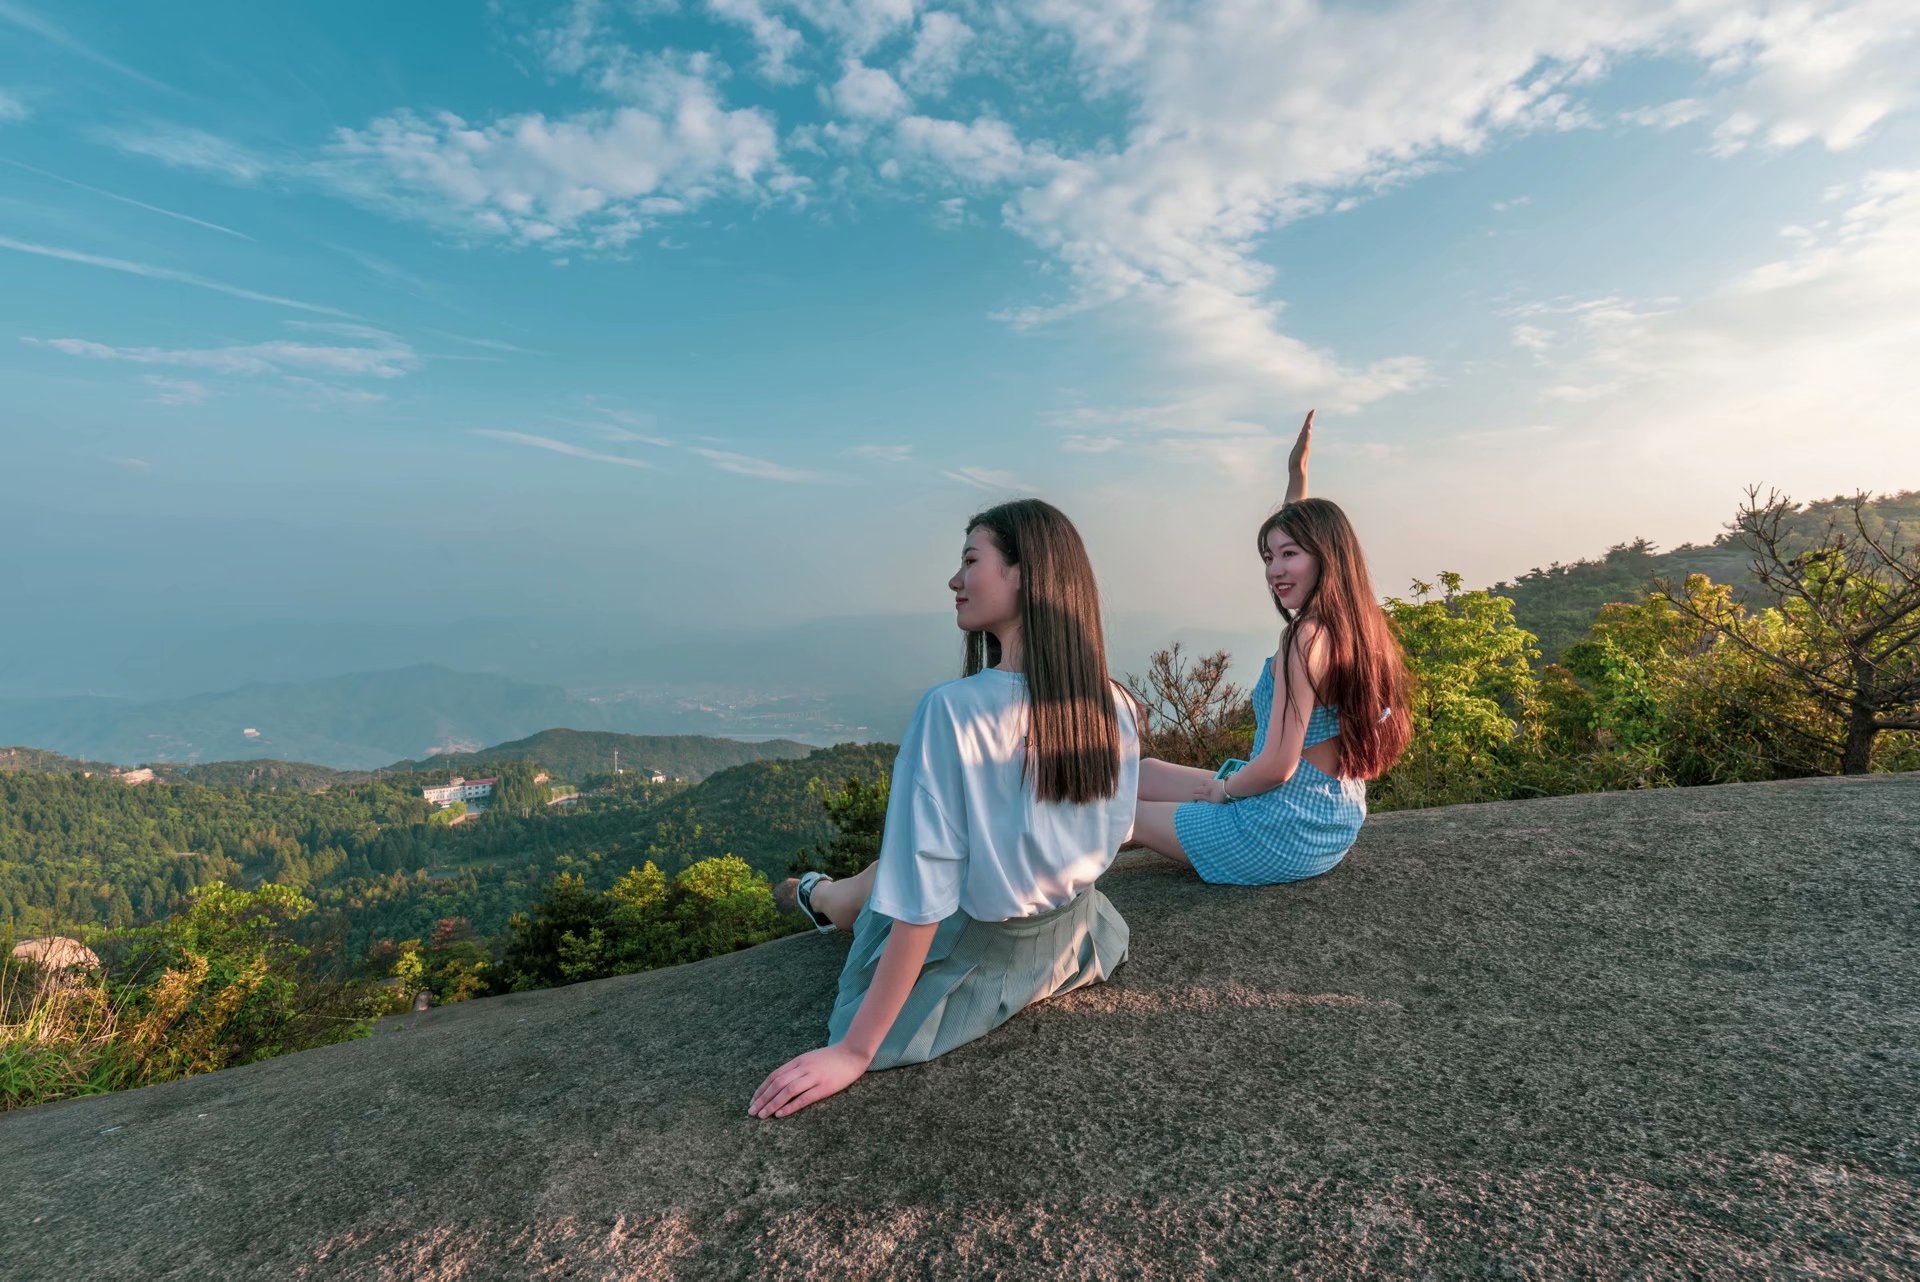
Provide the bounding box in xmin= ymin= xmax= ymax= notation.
xmin=1286 ymin=409 xmax=1314 ymax=504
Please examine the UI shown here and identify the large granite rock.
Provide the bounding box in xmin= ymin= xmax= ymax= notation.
xmin=5 ymin=774 xmax=1916 ymax=1278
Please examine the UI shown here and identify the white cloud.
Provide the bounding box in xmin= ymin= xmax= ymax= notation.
xmin=785 ymin=0 xmax=917 ymax=53
xmin=1518 ymin=168 xmax=1920 ymax=471
xmin=96 ymin=124 xmax=271 ymax=181
xmin=898 ymin=12 xmax=973 ymax=93
xmin=109 ymin=455 xmax=153 ymax=470
xmin=833 ymin=59 xmax=909 ymax=120
xmin=1491 ymin=195 xmax=1532 ymax=213
xmin=689 ymin=446 xmax=823 ymax=481
xmin=0 ymin=236 xmax=352 ymax=316
xmin=706 ymin=0 xmax=807 ymax=83
xmin=890 ymin=114 xmax=1052 ymax=187
xmin=1511 ymin=324 xmax=1553 ymax=351
xmin=144 ymin=375 xmax=209 ymax=406
xmin=320 ymin=55 xmax=791 ymax=251
xmin=877 ymin=0 xmax=1920 ymax=418
xmin=1692 ymin=1 xmax=1920 ymax=155
xmin=26 ymin=328 xmax=416 ymax=380
xmin=1618 ymin=98 xmax=1709 ymax=131
xmin=848 ymin=443 xmax=912 ymax=462
xmin=474 ymin=429 xmax=658 ymax=469
xmin=1061 ymin=435 xmax=1125 ymax=453
xmin=0 ymin=88 xmax=27 ymax=123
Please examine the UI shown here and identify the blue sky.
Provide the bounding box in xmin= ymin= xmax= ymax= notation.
xmin=5 ymin=0 xmax=1919 ymax=693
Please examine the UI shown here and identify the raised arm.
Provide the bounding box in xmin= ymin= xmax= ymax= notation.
xmin=1284 ymin=409 xmax=1314 ymax=505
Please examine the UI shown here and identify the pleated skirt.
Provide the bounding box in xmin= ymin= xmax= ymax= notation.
xmin=827 ymin=889 xmax=1130 ymax=1070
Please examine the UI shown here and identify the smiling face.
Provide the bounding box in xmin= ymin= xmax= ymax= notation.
xmin=1263 ymin=526 xmax=1321 ymax=614
xmin=950 ymin=525 xmax=1022 ymax=635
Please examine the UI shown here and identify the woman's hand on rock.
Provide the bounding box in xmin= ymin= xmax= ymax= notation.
xmin=749 ymin=1043 xmax=870 ymax=1119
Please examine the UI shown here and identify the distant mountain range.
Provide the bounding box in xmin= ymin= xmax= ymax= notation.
xmin=0 ymin=665 xmax=614 ymax=770
xmin=384 ymin=728 xmax=815 ymax=784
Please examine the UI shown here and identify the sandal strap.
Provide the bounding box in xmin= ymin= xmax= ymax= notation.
xmin=796 ymin=872 xmax=835 ymax=932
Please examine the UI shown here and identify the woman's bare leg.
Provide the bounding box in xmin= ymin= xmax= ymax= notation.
xmin=1137 ymin=758 xmax=1222 ymax=803
xmin=1130 ymin=800 xmax=1195 ymax=868
xmin=806 ymin=862 xmax=876 ymax=931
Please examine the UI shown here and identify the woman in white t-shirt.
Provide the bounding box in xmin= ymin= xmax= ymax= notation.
xmin=750 ymin=499 xmax=1140 ymax=1119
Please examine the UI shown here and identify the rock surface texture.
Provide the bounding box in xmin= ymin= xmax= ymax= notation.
xmin=5 ymin=774 xmax=1917 ymax=1278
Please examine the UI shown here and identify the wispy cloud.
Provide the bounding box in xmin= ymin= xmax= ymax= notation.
xmin=1061 ymin=435 xmax=1125 ymax=454
xmin=688 ymin=446 xmax=821 ymax=482
xmin=0 ymin=2 xmax=177 ymax=95
xmin=0 ymin=89 xmax=28 ymax=124
xmin=941 ymin=466 xmax=1031 ymax=492
xmin=26 ymin=330 xmax=415 ymax=379
xmin=847 ymin=443 xmax=912 ymax=463
xmin=426 ymin=329 xmax=539 ymax=355
xmin=0 ymin=235 xmax=353 ymax=317
xmin=331 ymin=244 xmax=444 ymax=297
xmin=95 ymin=124 xmax=269 ymax=181
xmin=473 ymin=430 xmax=657 ymax=470
xmin=0 ymin=157 xmax=253 ymax=239
xmin=1491 ymin=195 xmax=1532 ymax=213
xmin=108 ymin=455 xmax=153 ymax=470
xmin=144 ymin=375 xmax=209 ymax=406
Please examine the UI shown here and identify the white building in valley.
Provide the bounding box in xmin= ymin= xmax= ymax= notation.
xmin=422 ymin=776 xmax=496 ymax=809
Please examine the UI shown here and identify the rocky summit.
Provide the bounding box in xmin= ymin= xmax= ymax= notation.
xmin=5 ymin=774 xmax=1916 ymax=1278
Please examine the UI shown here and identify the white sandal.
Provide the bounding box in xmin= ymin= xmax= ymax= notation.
xmin=779 ymin=871 xmax=836 ymax=933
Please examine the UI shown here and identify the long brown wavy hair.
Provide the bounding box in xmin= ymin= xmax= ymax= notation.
xmin=962 ymin=499 xmax=1123 ymax=804
xmin=1257 ymin=498 xmax=1412 ymax=780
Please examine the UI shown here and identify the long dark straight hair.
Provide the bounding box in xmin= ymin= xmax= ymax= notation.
xmin=961 ymin=499 xmax=1123 ymax=804
xmin=1257 ymin=498 xmax=1413 ymax=781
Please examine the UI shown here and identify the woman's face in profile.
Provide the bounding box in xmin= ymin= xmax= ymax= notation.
xmin=950 ymin=527 xmax=1021 ymax=634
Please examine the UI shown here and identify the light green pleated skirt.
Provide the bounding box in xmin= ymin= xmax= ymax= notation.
xmin=827 ymin=889 xmax=1130 ymax=1071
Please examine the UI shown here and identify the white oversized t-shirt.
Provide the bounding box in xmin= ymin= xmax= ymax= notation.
xmin=865 ymin=668 xmax=1141 ymax=925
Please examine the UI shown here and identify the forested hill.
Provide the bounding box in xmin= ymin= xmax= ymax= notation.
xmin=0 ymin=739 xmax=892 ymax=942
xmin=1490 ymin=489 xmax=1919 ymax=660
xmin=0 ymin=746 xmax=117 ymax=776
xmin=383 ymin=728 xmax=814 ymax=785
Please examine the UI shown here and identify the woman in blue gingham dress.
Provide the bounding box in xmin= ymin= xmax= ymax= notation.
xmin=1170 ymin=655 xmax=1368 ymax=884
xmin=1127 ymin=410 xmax=1413 ymax=885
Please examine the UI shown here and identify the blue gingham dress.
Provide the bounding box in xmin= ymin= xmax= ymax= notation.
xmin=1172 ymin=656 xmax=1368 ymax=886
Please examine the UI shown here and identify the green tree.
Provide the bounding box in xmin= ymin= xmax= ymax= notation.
xmin=1657 ymin=488 xmax=1920 ymax=774
xmin=790 ymin=774 xmax=891 ymax=879
xmin=1377 ymin=572 xmax=1541 ymax=809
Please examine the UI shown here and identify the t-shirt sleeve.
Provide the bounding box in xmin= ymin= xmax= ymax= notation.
xmin=865 ymin=691 xmax=968 ymax=925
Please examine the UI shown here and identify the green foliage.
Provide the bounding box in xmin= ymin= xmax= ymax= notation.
xmin=3 ymin=882 xmax=387 ymax=1110
xmin=789 ymin=774 xmax=891 ymax=879
xmin=610 ymin=742 xmax=894 ymax=880
xmin=493 ymin=857 xmax=791 ymax=992
xmin=374 ymin=917 xmax=491 ymax=1006
xmin=1373 ymin=573 xmax=1541 ymax=810
xmin=1490 ymin=490 xmax=1920 ymax=661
